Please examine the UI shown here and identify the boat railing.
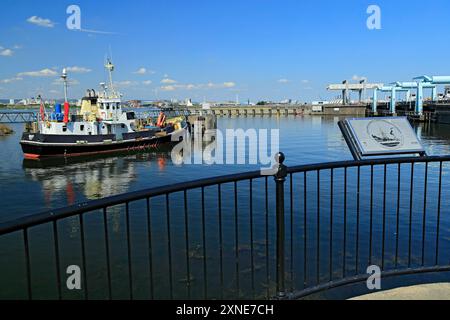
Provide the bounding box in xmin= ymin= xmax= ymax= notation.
xmin=1 ymin=154 xmax=450 ymax=300
xmin=134 ymin=110 xmax=192 ymax=120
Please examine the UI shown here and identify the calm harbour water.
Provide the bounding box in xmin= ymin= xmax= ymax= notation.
xmin=2 ymin=115 xmax=450 ymax=223
xmin=1 ymin=115 xmax=450 ymax=300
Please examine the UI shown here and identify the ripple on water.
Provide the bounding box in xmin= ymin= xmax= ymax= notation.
xmin=0 ymin=116 xmax=449 ymax=221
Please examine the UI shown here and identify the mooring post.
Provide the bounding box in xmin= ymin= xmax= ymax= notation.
xmin=274 ymin=152 xmax=288 ymax=298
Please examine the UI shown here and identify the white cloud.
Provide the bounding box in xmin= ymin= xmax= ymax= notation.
xmin=66 ymin=66 xmax=92 ymax=74
xmin=115 ymin=80 xmax=138 ymax=88
xmin=160 ymin=85 xmax=176 ymax=91
xmin=0 ymin=77 xmax=23 ymax=84
xmin=161 ymin=78 xmax=177 ymax=84
xmin=162 ymin=84 xmax=193 ymax=91
xmin=352 ymin=75 xmax=367 ymax=82
xmin=301 ymin=80 xmax=310 ymax=84
xmin=0 ymin=49 xmax=14 ymax=57
xmin=204 ymin=82 xmax=236 ymax=89
xmin=27 ymin=16 xmax=55 ymax=28
xmin=223 ymin=82 xmax=236 ymax=88
xmin=133 ymin=67 xmax=155 ymax=75
xmin=134 ymin=68 xmax=147 ymax=75
xmin=278 ymin=79 xmax=289 ymax=83
xmin=18 ymin=68 xmax=58 ymax=77
xmin=0 ymin=45 xmax=22 ymax=57
xmin=75 ymin=28 xmax=119 ymax=35
xmin=160 ymin=81 xmax=236 ymax=91
xmin=142 ymin=80 xmax=153 ymax=85
xmin=185 ymin=84 xmax=197 ymax=90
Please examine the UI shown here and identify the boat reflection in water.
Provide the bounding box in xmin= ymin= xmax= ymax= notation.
xmin=21 ymin=151 xmax=170 ymax=252
xmin=22 ymin=149 xmax=172 ymax=204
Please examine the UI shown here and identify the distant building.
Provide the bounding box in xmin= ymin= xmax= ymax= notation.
xmin=280 ymin=99 xmax=292 ymax=104
xmin=312 ymin=101 xmax=329 ymax=105
xmin=179 ymin=98 xmax=193 ymax=107
xmin=129 ymin=100 xmax=142 ymax=108
xmin=17 ymin=96 xmax=42 ymax=106
xmin=9 ymin=99 xmax=15 ymax=105
xmin=201 ymin=102 xmax=212 ymax=110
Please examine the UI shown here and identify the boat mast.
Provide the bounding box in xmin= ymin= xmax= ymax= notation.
xmin=105 ymin=59 xmax=116 ymax=97
xmin=61 ymin=68 xmax=68 ymax=103
xmin=61 ymin=68 xmax=70 ymax=123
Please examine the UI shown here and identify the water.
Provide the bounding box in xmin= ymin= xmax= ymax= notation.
xmin=1 ymin=115 xmax=450 ymax=299
xmin=2 ymin=116 xmax=450 ymax=222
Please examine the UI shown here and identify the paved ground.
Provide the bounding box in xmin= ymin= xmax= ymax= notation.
xmin=351 ymin=283 xmax=450 ymax=300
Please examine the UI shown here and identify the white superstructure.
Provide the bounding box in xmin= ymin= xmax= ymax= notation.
xmin=39 ymin=60 xmax=136 ymax=138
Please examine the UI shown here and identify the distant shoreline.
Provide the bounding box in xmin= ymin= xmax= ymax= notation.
xmin=0 ymin=104 xmax=39 ymax=109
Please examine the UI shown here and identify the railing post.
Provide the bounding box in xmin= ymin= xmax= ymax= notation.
xmin=274 ymin=152 xmax=288 ymax=298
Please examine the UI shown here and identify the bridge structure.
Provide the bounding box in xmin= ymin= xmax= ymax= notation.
xmin=328 ymin=76 xmax=450 ymax=115
xmin=370 ymin=76 xmax=450 ymax=115
xmin=372 ymin=86 xmax=409 ymax=114
xmin=0 ymin=111 xmax=37 ymax=123
xmin=0 ymin=110 xmax=191 ymax=124
xmin=414 ymin=76 xmax=450 ymax=114
xmin=327 ymin=80 xmax=384 ymax=105
xmin=372 ymin=82 xmax=437 ymax=114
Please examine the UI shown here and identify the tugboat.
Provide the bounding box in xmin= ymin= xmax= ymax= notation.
xmin=20 ymin=60 xmax=186 ymax=159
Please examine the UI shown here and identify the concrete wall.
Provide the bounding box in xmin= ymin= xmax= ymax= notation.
xmin=186 ymin=104 xmax=367 ymax=117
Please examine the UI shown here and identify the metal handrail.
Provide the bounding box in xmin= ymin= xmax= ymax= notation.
xmin=2 ymin=153 xmax=450 ymax=300
xmin=0 ymin=169 xmax=262 ymax=235
xmin=287 ymin=155 xmax=450 ymax=172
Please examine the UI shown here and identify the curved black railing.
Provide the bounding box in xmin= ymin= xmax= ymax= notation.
xmin=1 ymin=154 xmax=450 ymax=300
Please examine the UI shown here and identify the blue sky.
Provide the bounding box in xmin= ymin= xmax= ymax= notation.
xmin=1 ymin=0 xmax=450 ymax=102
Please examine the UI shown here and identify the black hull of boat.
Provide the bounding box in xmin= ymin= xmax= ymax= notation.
xmin=20 ymin=131 xmax=183 ymax=159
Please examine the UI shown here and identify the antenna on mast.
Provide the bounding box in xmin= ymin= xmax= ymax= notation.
xmin=61 ymin=68 xmax=68 ymax=102
xmin=105 ymin=58 xmax=116 ymax=96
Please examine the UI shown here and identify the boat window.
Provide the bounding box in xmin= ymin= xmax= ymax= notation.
xmin=63 ymin=127 xmax=67 ymax=132
xmin=112 ymin=105 xmax=115 ymax=110
xmin=127 ymin=112 xmax=135 ymax=120
xmin=80 ymin=125 xmax=85 ymax=131
xmin=106 ymin=103 xmax=110 ymax=110
xmin=121 ymin=124 xmax=125 ymax=128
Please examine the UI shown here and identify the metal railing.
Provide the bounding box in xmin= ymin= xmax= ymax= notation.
xmin=0 ymin=110 xmax=192 ymax=124
xmin=133 ymin=110 xmax=192 ymax=119
xmin=0 ymin=111 xmax=37 ymax=123
xmin=1 ymin=153 xmax=450 ymax=300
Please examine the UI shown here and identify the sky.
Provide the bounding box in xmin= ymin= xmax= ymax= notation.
xmin=1 ymin=0 xmax=450 ymax=102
